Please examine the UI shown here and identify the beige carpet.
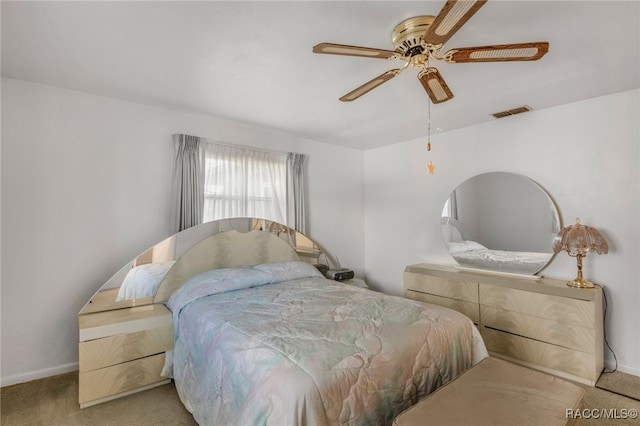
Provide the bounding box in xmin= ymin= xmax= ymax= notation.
xmin=1 ymin=372 xmax=195 ymax=425
xmin=597 ymin=370 xmax=640 ymax=401
xmin=2 ymin=371 xmax=640 ymax=425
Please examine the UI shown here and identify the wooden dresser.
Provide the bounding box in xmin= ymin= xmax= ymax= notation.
xmin=404 ymin=263 xmax=604 ymax=385
xmin=78 ymin=304 xmax=173 ymax=408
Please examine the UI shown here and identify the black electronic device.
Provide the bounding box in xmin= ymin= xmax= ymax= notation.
xmin=326 ymin=268 xmax=354 ymax=282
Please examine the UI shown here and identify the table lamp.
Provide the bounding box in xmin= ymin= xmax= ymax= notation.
xmin=552 ymin=218 xmax=608 ymax=288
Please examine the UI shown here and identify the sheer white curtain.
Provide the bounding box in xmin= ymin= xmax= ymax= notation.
xmin=203 ymin=143 xmax=288 ymax=225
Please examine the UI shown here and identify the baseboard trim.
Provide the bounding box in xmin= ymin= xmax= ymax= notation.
xmin=604 ymin=360 xmax=640 ymax=378
xmin=1 ymin=362 xmax=79 ymax=387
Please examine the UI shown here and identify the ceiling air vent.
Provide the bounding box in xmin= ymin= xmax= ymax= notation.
xmin=492 ymin=106 xmax=532 ymax=119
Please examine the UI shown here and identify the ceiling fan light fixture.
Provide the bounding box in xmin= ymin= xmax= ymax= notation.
xmin=392 ymin=16 xmax=435 ymax=54
xmin=313 ymin=0 xmax=547 ymax=104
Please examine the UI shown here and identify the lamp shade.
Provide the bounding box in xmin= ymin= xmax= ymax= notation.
xmin=552 ymin=218 xmax=608 ymax=288
xmin=552 ymin=219 xmax=609 ymax=256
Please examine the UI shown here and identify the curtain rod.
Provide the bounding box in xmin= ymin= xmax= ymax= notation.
xmin=172 ymin=133 xmax=300 ymax=156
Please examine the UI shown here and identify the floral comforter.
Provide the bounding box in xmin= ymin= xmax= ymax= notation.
xmin=165 ymin=262 xmax=487 ymax=426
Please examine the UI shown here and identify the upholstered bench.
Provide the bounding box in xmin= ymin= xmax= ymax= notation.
xmin=393 ymin=357 xmax=585 ymax=426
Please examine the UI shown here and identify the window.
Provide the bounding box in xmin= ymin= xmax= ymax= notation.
xmin=202 ymin=143 xmax=288 ymax=224
xmin=442 ymin=190 xmax=458 ymax=219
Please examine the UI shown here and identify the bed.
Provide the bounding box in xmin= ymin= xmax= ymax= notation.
xmin=154 ymin=229 xmax=487 ymax=425
xmin=442 ymin=219 xmax=551 ymax=275
xmin=447 ymin=240 xmax=551 ymax=274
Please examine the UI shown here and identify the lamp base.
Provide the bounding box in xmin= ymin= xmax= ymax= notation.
xmin=566 ymin=278 xmax=595 ymax=288
xmin=566 ymin=254 xmax=595 ymax=288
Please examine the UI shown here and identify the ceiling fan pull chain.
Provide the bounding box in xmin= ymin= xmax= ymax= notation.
xmin=426 ymin=73 xmax=432 ymax=150
xmin=426 ymin=104 xmax=432 ymax=151
xmin=426 ymin=90 xmax=435 ymax=175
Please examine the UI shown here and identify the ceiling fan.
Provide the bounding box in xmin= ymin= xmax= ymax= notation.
xmin=313 ymin=0 xmax=549 ymax=104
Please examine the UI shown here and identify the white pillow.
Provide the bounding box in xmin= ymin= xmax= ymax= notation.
xmin=447 ymin=240 xmax=487 ymax=254
xmin=116 ymin=261 xmax=176 ymax=301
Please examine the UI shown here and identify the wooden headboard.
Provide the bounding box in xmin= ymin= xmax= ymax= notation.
xmin=153 ymin=230 xmax=300 ymax=303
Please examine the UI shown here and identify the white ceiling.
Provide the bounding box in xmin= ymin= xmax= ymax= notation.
xmin=2 ymin=1 xmax=639 ymax=150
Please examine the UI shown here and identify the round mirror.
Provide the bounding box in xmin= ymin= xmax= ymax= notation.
xmin=441 ymin=172 xmax=560 ymax=277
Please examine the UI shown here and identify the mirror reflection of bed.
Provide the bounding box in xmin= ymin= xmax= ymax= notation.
xmin=77 ymin=217 xmax=488 ymax=422
xmin=441 ymin=172 xmax=561 ymax=277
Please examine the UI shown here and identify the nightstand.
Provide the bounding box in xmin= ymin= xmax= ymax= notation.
xmin=78 ymin=304 xmax=173 ymax=408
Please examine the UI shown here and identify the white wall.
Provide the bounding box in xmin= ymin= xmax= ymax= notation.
xmin=364 ymin=89 xmax=640 ymax=376
xmin=2 ymin=77 xmax=638 ymax=384
xmin=0 ymin=77 xmax=364 ymax=385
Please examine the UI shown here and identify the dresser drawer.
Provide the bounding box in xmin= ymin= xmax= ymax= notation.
xmin=79 ymin=353 xmax=168 ymax=405
xmin=406 ymin=290 xmax=480 ymax=324
xmin=481 ymin=327 xmax=600 ymax=383
xmin=79 ymin=304 xmax=172 ymax=342
xmin=480 ymin=305 xmax=595 ymax=353
xmin=479 ymin=284 xmax=594 ymax=328
xmin=79 ymin=324 xmax=173 ymax=372
xmin=404 ymin=264 xmax=603 ymax=386
xmin=404 ymin=272 xmax=478 ymax=303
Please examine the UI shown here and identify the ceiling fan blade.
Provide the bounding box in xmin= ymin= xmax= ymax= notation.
xmin=418 ymin=68 xmax=454 ymax=104
xmin=444 ymin=42 xmax=550 ymax=62
xmin=423 ymin=0 xmax=487 ymax=46
xmin=313 ymin=42 xmax=397 ymax=59
xmin=339 ymin=69 xmax=401 ymax=102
